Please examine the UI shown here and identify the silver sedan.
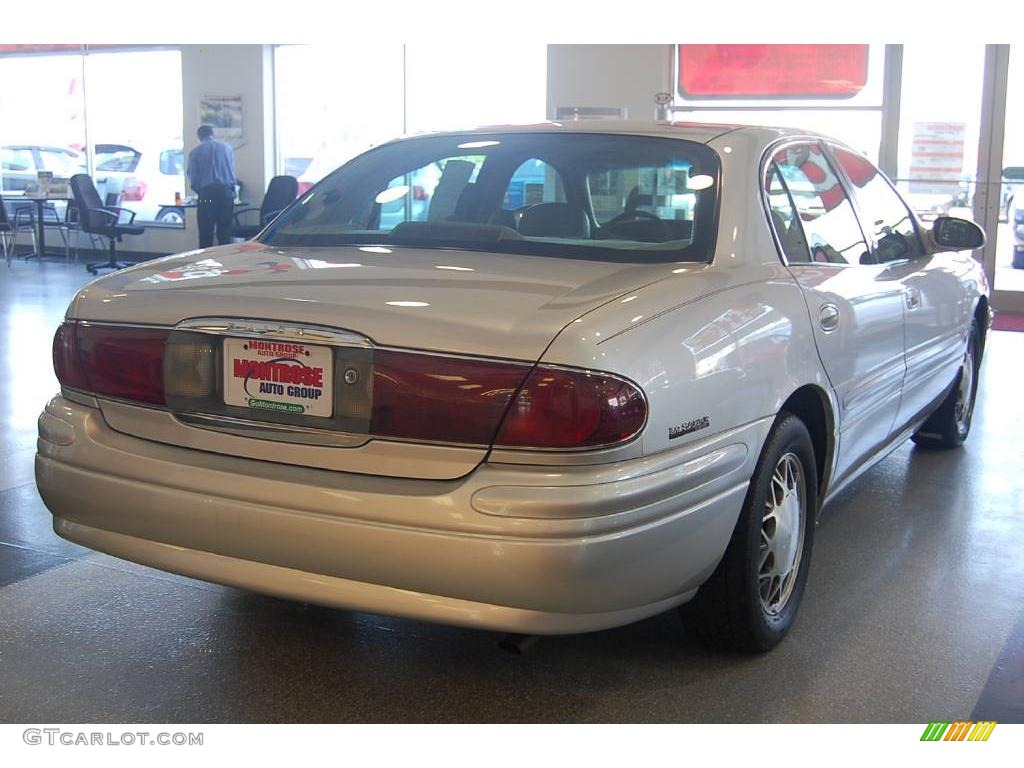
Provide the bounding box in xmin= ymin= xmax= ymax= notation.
xmin=36 ymin=122 xmax=989 ymax=651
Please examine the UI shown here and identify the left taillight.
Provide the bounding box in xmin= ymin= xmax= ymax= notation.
xmin=52 ymin=322 xmax=88 ymax=390
xmin=52 ymin=321 xmax=169 ymax=405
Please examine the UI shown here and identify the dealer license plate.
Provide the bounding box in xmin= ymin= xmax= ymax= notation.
xmin=223 ymin=338 xmax=334 ymax=418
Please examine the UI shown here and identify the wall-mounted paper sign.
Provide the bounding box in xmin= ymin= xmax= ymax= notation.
xmin=909 ymin=121 xmax=965 ymax=195
xmin=199 ymin=95 xmax=244 ymax=148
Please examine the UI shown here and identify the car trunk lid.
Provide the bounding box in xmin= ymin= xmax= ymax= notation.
xmin=69 ymin=242 xmax=670 ymax=479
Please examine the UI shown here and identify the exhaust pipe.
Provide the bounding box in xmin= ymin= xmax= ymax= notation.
xmin=498 ymin=633 xmax=539 ymax=655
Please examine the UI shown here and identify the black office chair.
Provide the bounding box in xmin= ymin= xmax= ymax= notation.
xmin=70 ymin=174 xmax=144 ymax=274
xmin=233 ymin=175 xmax=298 ymax=239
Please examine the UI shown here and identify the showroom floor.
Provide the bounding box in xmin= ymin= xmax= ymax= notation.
xmin=1 ymin=261 xmax=1022 ymax=724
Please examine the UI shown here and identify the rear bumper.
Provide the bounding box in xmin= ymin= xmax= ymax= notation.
xmin=35 ymin=396 xmax=767 ymax=634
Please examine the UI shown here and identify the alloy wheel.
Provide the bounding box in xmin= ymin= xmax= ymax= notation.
xmin=758 ymin=452 xmax=806 ymax=616
xmin=954 ymin=342 xmax=976 ymax=434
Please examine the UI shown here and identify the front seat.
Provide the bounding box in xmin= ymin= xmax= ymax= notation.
xmin=517 ymin=202 xmax=590 ymax=239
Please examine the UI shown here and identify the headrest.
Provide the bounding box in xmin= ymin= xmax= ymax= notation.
xmin=518 ymin=202 xmax=590 ymax=239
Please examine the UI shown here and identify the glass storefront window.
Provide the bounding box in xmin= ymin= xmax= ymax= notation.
xmin=0 ymin=53 xmax=87 ymax=226
xmin=893 ymin=45 xmax=986 ymax=226
xmin=0 ymin=48 xmax=184 ymax=228
xmin=994 ymin=46 xmax=1024 ymax=293
xmin=82 ymin=50 xmax=185 ymax=226
xmin=274 ymin=44 xmax=405 ymax=194
xmin=274 ymin=44 xmax=546 ymax=193
xmin=404 ymin=43 xmax=546 ymax=134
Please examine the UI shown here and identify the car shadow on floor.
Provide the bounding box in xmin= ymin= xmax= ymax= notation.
xmin=207 ymin=586 xmax=768 ymax=722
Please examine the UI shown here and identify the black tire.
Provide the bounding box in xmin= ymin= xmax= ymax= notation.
xmin=680 ymin=413 xmax=818 ymax=652
xmin=911 ymin=321 xmax=981 ymax=449
xmin=156 ymin=207 xmax=185 ymax=225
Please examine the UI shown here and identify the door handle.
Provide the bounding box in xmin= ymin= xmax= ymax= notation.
xmin=819 ymin=303 xmax=840 ymax=333
xmin=905 ymin=287 xmax=922 ymax=310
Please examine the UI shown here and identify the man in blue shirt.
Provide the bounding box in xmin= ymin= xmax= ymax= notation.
xmin=187 ymin=125 xmax=237 ymax=248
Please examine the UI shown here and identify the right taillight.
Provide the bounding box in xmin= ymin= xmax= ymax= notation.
xmin=368 ymin=352 xmax=646 ymax=450
xmin=370 ymin=350 xmax=528 ymax=445
xmin=494 ymin=366 xmax=646 ymax=450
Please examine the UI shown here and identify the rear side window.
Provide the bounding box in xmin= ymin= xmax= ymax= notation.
xmin=771 ymin=143 xmax=869 ymax=265
xmin=159 ymin=149 xmax=184 ymax=176
xmin=95 ymin=145 xmax=141 ymax=173
xmin=1 ymin=148 xmax=32 ymax=172
xmin=830 ymin=145 xmax=922 ymax=263
xmin=765 ymin=164 xmax=810 ymax=263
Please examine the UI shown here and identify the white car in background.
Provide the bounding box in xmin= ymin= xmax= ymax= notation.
xmin=0 ymin=144 xmax=86 ymax=194
xmin=93 ymin=142 xmax=186 ymax=224
xmin=37 ymin=123 xmax=989 ymax=652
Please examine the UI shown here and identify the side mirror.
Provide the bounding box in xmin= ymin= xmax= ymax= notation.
xmin=932 ymin=216 xmax=985 ymax=250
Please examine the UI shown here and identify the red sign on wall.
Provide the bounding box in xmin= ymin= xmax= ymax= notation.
xmin=678 ymin=45 xmax=869 ymax=99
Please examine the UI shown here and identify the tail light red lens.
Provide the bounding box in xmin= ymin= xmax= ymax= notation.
xmin=121 ymin=176 xmax=147 ymax=201
xmin=52 ymin=321 xmax=647 ymax=450
xmin=53 ymin=322 xmax=169 ymax=405
xmin=494 ymin=366 xmax=646 ymax=449
xmin=297 ymin=181 xmax=314 ymax=196
xmin=370 ymin=350 xmax=528 ymax=445
xmin=52 ymin=322 xmax=88 ymax=390
xmin=370 ymin=351 xmax=646 ymax=450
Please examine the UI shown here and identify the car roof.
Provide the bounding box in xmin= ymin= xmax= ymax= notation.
xmin=1 ymin=144 xmax=81 ymax=153
xmin=393 ymin=120 xmax=830 ymax=146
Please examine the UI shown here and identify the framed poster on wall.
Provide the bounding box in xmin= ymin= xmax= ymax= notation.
xmin=199 ymin=95 xmax=243 ymax=147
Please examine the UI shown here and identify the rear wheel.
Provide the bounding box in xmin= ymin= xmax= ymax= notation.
xmin=156 ymin=207 xmax=184 ymax=225
xmin=680 ymin=413 xmax=817 ymax=652
xmin=911 ymin=321 xmax=980 ymax=449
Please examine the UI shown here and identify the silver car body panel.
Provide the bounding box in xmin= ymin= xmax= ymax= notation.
xmin=37 ymin=395 xmax=765 ymax=633
xmin=37 ymin=122 xmax=990 ymax=633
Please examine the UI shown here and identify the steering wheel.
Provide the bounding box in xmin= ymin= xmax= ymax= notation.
xmin=601 ymin=209 xmax=671 ymax=241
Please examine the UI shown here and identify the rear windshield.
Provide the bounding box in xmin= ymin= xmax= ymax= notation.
xmin=260 ymin=133 xmax=720 ymax=262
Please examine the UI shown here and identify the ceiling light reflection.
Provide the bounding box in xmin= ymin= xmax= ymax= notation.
xmin=457 ymin=140 xmax=500 ymax=149
xmin=375 ymin=186 xmax=409 ymax=204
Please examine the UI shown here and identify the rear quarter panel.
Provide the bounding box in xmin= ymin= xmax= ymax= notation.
xmin=540 ymin=264 xmax=830 ymax=459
